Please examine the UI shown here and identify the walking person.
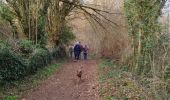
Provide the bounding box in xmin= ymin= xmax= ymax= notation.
xmin=74 ymin=42 xmax=81 ymax=60
xmin=69 ymin=45 xmax=74 ymax=59
xmin=83 ymin=45 xmax=89 ymax=60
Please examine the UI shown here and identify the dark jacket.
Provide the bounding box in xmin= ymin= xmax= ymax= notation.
xmin=74 ymin=44 xmax=81 ymax=53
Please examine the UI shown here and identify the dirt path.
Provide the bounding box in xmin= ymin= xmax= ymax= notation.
xmin=21 ymin=60 xmax=101 ymax=100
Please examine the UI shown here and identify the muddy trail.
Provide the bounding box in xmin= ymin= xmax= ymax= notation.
xmin=21 ymin=60 xmax=101 ymax=100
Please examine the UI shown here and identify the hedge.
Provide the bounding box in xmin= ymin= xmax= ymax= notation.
xmin=0 ymin=42 xmax=27 ymax=81
xmin=28 ymin=48 xmax=51 ymax=74
xmin=0 ymin=41 xmax=67 ymax=82
xmin=18 ymin=39 xmax=33 ymax=54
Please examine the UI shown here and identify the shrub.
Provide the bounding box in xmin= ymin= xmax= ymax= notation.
xmin=5 ymin=95 xmax=17 ymax=100
xmin=58 ymin=26 xmax=75 ymax=45
xmin=0 ymin=39 xmax=66 ymax=82
xmin=51 ymin=46 xmax=67 ymax=60
xmin=0 ymin=42 xmax=27 ymax=81
xmin=18 ymin=39 xmax=33 ymax=54
xmin=165 ymin=66 xmax=170 ymax=80
xmin=51 ymin=48 xmax=60 ymax=59
xmin=28 ymin=48 xmax=51 ymax=73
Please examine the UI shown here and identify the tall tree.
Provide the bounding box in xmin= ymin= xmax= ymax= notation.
xmin=124 ymin=0 xmax=167 ymax=75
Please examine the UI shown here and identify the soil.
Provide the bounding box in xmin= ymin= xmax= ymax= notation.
xmin=21 ymin=60 xmax=101 ymax=100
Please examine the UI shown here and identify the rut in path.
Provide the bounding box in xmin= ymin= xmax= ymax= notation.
xmin=22 ymin=60 xmax=101 ymax=100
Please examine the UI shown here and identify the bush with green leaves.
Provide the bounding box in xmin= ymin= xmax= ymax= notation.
xmin=0 ymin=42 xmax=27 ymax=81
xmin=58 ymin=26 xmax=75 ymax=45
xmin=5 ymin=95 xmax=17 ymax=100
xmin=18 ymin=39 xmax=33 ymax=54
xmin=50 ymin=48 xmax=59 ymax=59
xmin=51 ymin=46 xmax=67 ymax=60
xmin=28 ymin=48 xmax=51 ymax=73
xmin=0 ymin=39 xmax=67 ymax=82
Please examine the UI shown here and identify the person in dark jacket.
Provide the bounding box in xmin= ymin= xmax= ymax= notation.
xmin=74 ymin=42 xmax=81 ymax=60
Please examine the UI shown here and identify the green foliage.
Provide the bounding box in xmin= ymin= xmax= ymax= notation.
xmin=165 ymin=65 xmax=170 ymax=80
xmin=51 ymin=46 xmax=67 ymax=59
xmin=99 ymin=59 xmax=116 ymax=69
xmin=0 ymin=63 xmax=61 ymax=100
xmin=58 ymin=26 xmax=75 ymax=45
xmin=104 ymin=96 xmax=114 ymax=100
xmin=124 ymin=0 xmax=167 ymax=75
xmin=5 ymin=95 xmax=17 ymax=100
xmin=124 ymin=1 xmax=170 ymax=99
xmin=28 ymin=48 xmax=51 ymax=73
xmin=51 ymin=48 xmax=60 ymax=59
xmin=0 ymin=1 xmax=18 ymax=35
xmin=0 ymin=2 xmax=14 ymax=22
xmin=155 ymin=34 xmax=170 ymax=80
xmin=37 ymin=15 xmax=47 ymax=46
xmin=0 ymin=39 xmax=66 ymax=82
xmin=0 ymin=0 xmax=76 ymax=47
xmin=18 ymin=39 xmax=33 ymax=54
xmin=0 ymin=42 xmax=27 ymax=81
xmin=31 ymin=64 xmax=60 ymax=84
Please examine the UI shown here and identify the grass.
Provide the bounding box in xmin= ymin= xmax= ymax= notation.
xmin=0 ymin=61 xmax=64 ymax=100
xmin=31 ymin=63 xmax=61 ymax=84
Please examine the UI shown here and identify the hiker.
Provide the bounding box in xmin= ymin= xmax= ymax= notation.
xmin=69 ymin=45 xmax=74 ymax=58
xmin=83 ymin=45 xmax=89 ymax=60
xmin=74 ymin=42 xmax=81 ymax=60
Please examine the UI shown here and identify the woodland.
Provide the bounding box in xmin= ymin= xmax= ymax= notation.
xmin=0 ymin=0 xmax=170 ymax=99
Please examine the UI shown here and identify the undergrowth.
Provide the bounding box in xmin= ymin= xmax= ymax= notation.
xmin=98 ymin=59 xmax=170 ymax=100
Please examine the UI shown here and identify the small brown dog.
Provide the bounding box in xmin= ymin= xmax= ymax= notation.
xmin=77 ymin=66 xmax=83 ymax=82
